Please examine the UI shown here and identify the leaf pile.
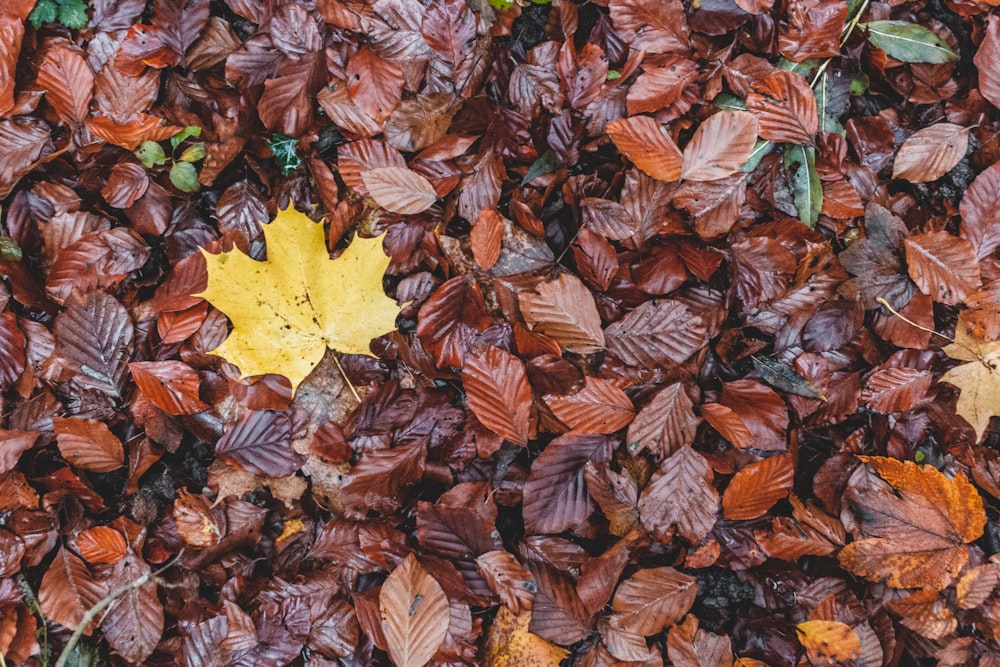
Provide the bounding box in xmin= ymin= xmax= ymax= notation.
xmin=4 ymin=0 xmax=1000 ymax=665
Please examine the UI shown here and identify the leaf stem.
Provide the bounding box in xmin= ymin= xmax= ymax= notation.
xmin=332 ymin=353 xmax=362 ymax=404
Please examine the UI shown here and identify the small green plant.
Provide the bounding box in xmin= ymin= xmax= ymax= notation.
xmin=268 ymin=133 xmax=301 ymax=176
xmin=29 ymin=0 xmax=89 ymax=29
xmin=135 ymin=126 xmax=205 ymax=193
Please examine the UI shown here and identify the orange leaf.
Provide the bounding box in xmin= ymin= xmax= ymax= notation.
xmin=544 ymin=376 xmax=634 ymax=434
xmin=680 ymin=110 xmax=759 ymax=181
xmin=701 ymin=403 xmax=754 ymax=448
xmin=606 ymin=116 xmax=683 ymax=182
xmin=722 ymin=453 xmax=794 ymax=521
xmin=37 ymin=46 xmax=94 ymax=125
xmin=76 ymin=526 xmax=128 ymax=565
xmin=885 ymin=589 xmax=957 ymax=640
xmin=86 ymin=114 xmax=182 ymax=150
xmin=484 ymin=606 xmax=568 ymax=667
xmin=130 ymin=360 xmax=209 ymax=416
xmin=463 ymin=346 xmax=531 ymax=446
xmin=53 ymin=416 xmax=125 ymax=473
xmin=471 ymin=208 xmax=503 ymax=270
xmin=747 ymin=71 xmax=818 ymax=145
xmin=38 ymin=547 xmax=109 ymax=635
xmin=379 ymin=553 xmax=450 ymax=667
xmin=838 ymin=456 xmax=986 ymax=589
xmin=795 ymin=620 xmax=860 ymax=664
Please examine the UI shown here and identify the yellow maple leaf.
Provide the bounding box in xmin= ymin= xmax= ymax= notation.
xmin=940 ymin=314 xmax=1000 ymax=442
xmin=197 ymin=206 xmax=399 ymax=391
xmin=484 ymin=607 xmax=568 ymax=667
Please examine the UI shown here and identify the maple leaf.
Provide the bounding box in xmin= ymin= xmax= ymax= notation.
xmin=940 ymin=315 xmax=1000 ymax=441
xmin=198 ymin=206 xmax=400 ymax=391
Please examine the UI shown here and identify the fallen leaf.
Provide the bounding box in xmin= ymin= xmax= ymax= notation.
xmin=892 ymin=123 xmax=969 ymax=182
xmin=680 ymin=110 xmax=759 ymax=181
xmin=606 ymin=116 xmax=684 ymax=182
xmin=940 ymin=315 xmax=1000 ymax=441
xmin=379 ymin=553 xmax=450 ymax=667
xmin=796 ymin=620 xmax=860 ymax=664
xmin=198 ymin=206 xmax=401 ymax=391
xmin=484 ymin=606 xmax=568 ymax=667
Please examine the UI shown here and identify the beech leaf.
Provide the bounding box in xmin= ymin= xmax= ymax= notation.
xmin=379 ymin=553 xmax=450 ymax=667
xmin=198 ymin=206 xmax=401 ymax=391
xmin=892 ymin=123 xmax=969 ymax=182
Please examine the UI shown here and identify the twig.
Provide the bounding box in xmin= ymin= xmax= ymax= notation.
xmin=332 ymin=352 xmax=362 ymax=404
xmin=53 ymin=554 xmax=181 ymax=667
xmin=875 ymin=297 xmax=954 ymax=344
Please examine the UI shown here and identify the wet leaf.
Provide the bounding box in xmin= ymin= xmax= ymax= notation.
xmin=379 ymin=553 xmax=450 ymax=667
xmin=866 ymin=21 xmax=959 ymax=64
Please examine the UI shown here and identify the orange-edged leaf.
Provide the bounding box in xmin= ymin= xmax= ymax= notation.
xmin=892 ymin=123 xmax=969 ymax=182
xmin=130 ymin=360 xmax=209 ymax=416
xmin=701 ymin=403 xmax=755 ymax=448
xmin=484 ymin=606 xmax=568 ymax=667
xmin=885 ymin=589 xmax=957 ymax=641
xmin=609 ymin=567 xmax=697 ymax=636
xmin=53 ymin=416 xmax=125 ymax=473
xmin=523 ymin=432 xmax=613 ymax=533
xmin=903 ymin=230 xmax=980 ymax=304
xmin=379 ymin=553 xmax=450 ymax=667
xmin=722 ymin=453 xmax=794 ymax=520
xmin=519 ymin=273 xmax=605 ymax=354
xmin=974 ymin=15 xmax=1000 ymax=110
xmin=604 ymin=299 xmax=708 ymax=370
xmin=860 ymin=367 xmax=931 ymax=413
xmin=471 ymin=208 xmax=503 ymax=270
xmin=838 ymin=456 xmax=986 ymax=590
xmin=796 ymin=620 xmax=861 ymax=664
xmin=747 ymin=71 xmax=818 ymax=145
xmin=680 ymin=110 xmax=759 ymax=181
xmin=463 ymin=346 xmax=531 ymax=446
xmin=960 ymin=162 xmax=1000 ymax=260
xmin=639 ymin=445 xmax=719 ymax=544
xmin=173 ymin=489 xmax=222 ymax=548
xmin=37 ymin=45 xmax=94 ymax=125
xmin=76 ymin=526 xmax=127 ymax=565
xmin=39 ymin=548 xmax=109 ymax=634
xmin=0 ymin=429 xmax=37 ymax=475
xmin=361 ymin=166 xmax=437 ymax=214
xmin=544 ymin=377 xmax=634 ymax=434
xmin=626 ymin=383 xmax=700 ymax=459
xmin=606 ymin=116 xmax=683 ymax=182
xmin=477 ymin=551 xmax=535 ymax=614
xmin=86 ymin=114 xmax=182 ymax=151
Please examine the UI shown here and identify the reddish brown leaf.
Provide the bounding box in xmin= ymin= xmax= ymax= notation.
xmin=0 ymin=430 xmax=36 ymax=475
xmin=76 ymin=526 xmax=127 ymax=565
xmin=960 ymin=162 xmax=1000 ymax=260
xmin=38 ymin=547 xmax=109 ymax=634
xmin=417 ymin=275 xmax=491 ymax=369
xmin=0 ymin=310 xmax=25 ymax=392
xmin=861 ymin=367 xmax=932 ymax=413
xmin=471 ymin=208 xmax=503 ymax=271
xmin=626 ymin=57 xmax=698 ymax=115
xmin=626 ymin=383 xmax=700 ymax=459
xmin=747 ymin=71 xmax=818 ymax=145
xmin=379 ymin=553 xmax=450 ymax=667
xmin=214 ymin=408 xmax=308 ymax=477
xmin=544 ymin=377 xmax=635 ymax=435
xmin=347 ymin=46 xmax=404 ymax=125
xmin=523 ymin=432 xmax=613 ymax=534
xmin=667 ymin=615 xmax=733 ymax=667
xmin=778 ymin=0 xmax=848 ymax=61
xmin=53 ymin=416 xmax=125 ymax=473
xmin=639 ymin=445 xmax=719 ymax=543
xmin=340 ymin=442 xmax=426 ymax=518
xmin=102 ymin=162 xmax=149 ymax=209
xmin=903 ymin=231 xmax=980 ymax=305
xmin=700 ymin=403 xmax=755 ymax=449
xmin=37 ymin=46 xmax=94 ymax=125
xmin=129 ymin=361 xmax=208 ymax=416
xmin=338 ymin=139 xmax=407 ymax=197
xmin=680 ymin=110 xmax=759 ymax=181
xmin=610 ymin=567 xmax=697 ymax=636
xmin=53 ymin=291 xmax=133 ymax=398
xmin=975 ymin=16 xmax=1000 ymax=110
xmin=520 ymin=273 xmax=605 ymax=355
xmin=101 ymin=551 xmax=164 ymax=664
xmin=673 ymin=174 xmax=747 ymax=240
xmin=606 ymin=116 xmax=684 ymax=182
xmin=608 ymin=0 xmax=690 ymax=53
xmin=462 ymin=346 xmax=531 ymax=446
xmin=86 ymin=114 xmax=181 ymax=151
xmin=0 ymin=16 xmax=23 ymax=117
xmin=605 ymin=299 xmax=708 ymax=370
xmin=719 ymin=379 xmax=789 ymax=451
xmin=362 ymin=166 xmax=437 ymax=214
xmin=477 ymin=551 xmax=535 ymax=614
xmin=421 ymin=0 xmax=476 ymax=69
xmin=46 ymin=227 xmax=150 ymax=305
xmin=173 ymin=489 xmax=222 ymax=548
xmin=892 ymin=124 xmax=969 ymax=182
xmin=722 ymin=453 xmax=794 ymax=521
xmin=0 ymin=119 xmax=52 ymax=199
xmin=885 ymin=589 xmax=956 ymax=641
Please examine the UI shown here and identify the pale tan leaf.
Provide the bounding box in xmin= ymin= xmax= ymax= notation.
xmin=892 ymin=123 xmax=969 ymax=182
xmin=362 ymin=166 xmax=438 ymax=214
xmin=519 ymin=273 xmax=605 ymax=354
xmin=681 ymin=110 xmax=759 ymax=181
xmin=379 ymin=553 xmax=450 ymax=667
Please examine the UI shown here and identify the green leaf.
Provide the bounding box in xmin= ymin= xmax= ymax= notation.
xmin=269 ymin=133 xmax=301 ymax=175
xmin=784 ymin=144 xmax=822 ymax=227
xmin=741 ymin=140 xmax=773 ymax=173
xmin=135 ymin=141 xmax=166 ymax=168
xmin=522 ymin=149 xmax=559 ymax=185
xmin=714 ymin=93 xmax=747 ymax=111
xmin=865 ymin=21 xmax=959 ymax=64
xmin=178 ymin=142 xmax=206 ymax=163
xmin=57 ymin=0 xmax=89 ymax=29
xmin=751 ymin=356 xmax=827 ymax=401
xmin=170 ymin=125 xmax=202 ymax=150
xmin=0 ymin=237 xmax=21 ymax=262
xmin=28 ymin=0 xmax=58 ymax=27
xmin=606 ymin=70 xmax=621 ymax=81
xmin=169 ymin=161 xmax=200 ymax=193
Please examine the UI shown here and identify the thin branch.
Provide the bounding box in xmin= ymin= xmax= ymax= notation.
xmin=332 ymin=352 xmax=362 ymax=404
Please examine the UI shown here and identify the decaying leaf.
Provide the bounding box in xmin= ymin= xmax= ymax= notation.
xmin=796 ymin=620 xmax=861 ymax=664
xmin=940 ymin=315 xmax=1000 ymax=441
xmin=484 ymin=606 xmax=568 ymax=667
xmin=379 ymin=554 xmax=450 ymax=667
xmin=198 ymin=206 xmax=401 ymax=391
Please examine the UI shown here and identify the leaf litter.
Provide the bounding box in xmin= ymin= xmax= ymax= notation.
xmin=2 ymin=0 xmax=1000 ymax=665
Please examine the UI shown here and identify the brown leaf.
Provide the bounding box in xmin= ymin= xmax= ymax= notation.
xmin=100 ymin=551 xmax=164 ymax=664
xmin=839 ymin=456 xmax=986 ymax=590
xmin=796 ymin=620 xmax=861 ymax=663
xmin=700 ymin=403 xmax=755 ymax=449
xmin=37 ymin=46 xmax=94 ymax=125
xmin=544 ymin=377 xmax=635 ymax=435
xmin=666 ymin=615 xmax=733 ymax=667
xmin=38 ymin=547 xmax=109 ymax=634
xmin=903 ymin=230 xmax=980 ymax=304
xmin=129 ymin=360 xmax=208 ymax=416
xmin=523 ymin=432 xmax=613 ymax=533
xmin=173 ymin=489 xmax=222 ymax=548
xmin=417 ymin=275 xmax=491 ymax=369
xmin=673 ymin=174 xmax=747 ymax=240
xmin=102 ymin=162 xmax=149 ymax=209
xmin=885 ymin=589 xmax=956 ymax=641
xmin=0 ymin=310 xmax=25 ymax=392
xmin=892 ymin=123 xmax=969 ymax=182
xmin=639 ymin=445 xmax=719 ymax=543
xmin=609 ymin=567 xmax=697 ymax=636
xmin=215 ymin=408 xmax=308 ymax=477
xmin=626 ymin=57 xmax=698 ymax=115
xmin=476 ymin=551 xmax=535 ymax=614
xmin=0 ymin=15 xmax=24 ymax=117
xmin=471 ymin=208 xmax=503 ymax=270
xmin=722 ymin=453 xmax=794 ymax=520
xmin=681 ymin=110 xmax=759 ymax=181
xmin=75 ymin=526 xmax=127 ymax=565
xmin=608 ymin=0 xmax=690 ymax=53
xmin=0 ymin=430 xmax=36 ymax=475
xmin=838 ymin=204 xmax=915 ymax=310
xmin=520 ymin=273 xmax=605 ymax=354
xmin=462 ymin=346 xmax=531 ymax=446
xmin=604 ymin=299 xmax=707 ymax=369
xmin=861 ymin=367 xmax=932 ymax=413
xmin=974 ymin=15 xmax=1000 ymax=110
xmin=626 ymin=383 xmax=700 ymax=459
xmin=960 ymin=162 xmax=1000 ymax=260
xmin=379 ymin=553 xmax=450 ymax=667
xmin=54 ymin=292 xmax=134 ymax=397
xmin=956 ymin=564 xmax=1000 ymax=609
xmin=46 ymin=228 xmax=151 ymax=305
xmin=719 ymin=379 xmax=789 ymax=451
xmin=747 ymin=71 xmax=818 ymax=145
xmin=362 ymin=166 xmax=437 ymax=214
xmin=346 ymin=46 xmax=404 ymax=125
xmin=0 ymin=118 xmax=52 ymax=199
xmin=54 ymin=416 xmax=125 ymax=473
xmin=778 ymin=0 xmax=848 ymax=61
xmin=606 ymin=116 xmax=684 ymax=182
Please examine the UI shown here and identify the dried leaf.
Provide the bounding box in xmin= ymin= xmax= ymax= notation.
xmin=54 ymin=416 xmax=125 ymax=473
xmin=626 ymin=383 xmax=700 ymax=459
xmin=362 ymin=166 xmax=437 ymax=214
xmin=37 ymin=45 xmax=94 ymax=125
xmin=477 ymin=551 xmax=535 ymax=614
xmin=129 ymin=360 xmax=208 ymax=415
xmin=544 ymin=378 xmax=635 ymax=435
xmin=520 ymin=274 xmax=605 ymax=354
xmin=463 ymin=346 xmax=531 ymax=446
xmin=747 ymin=71 xmax=818 ymax=145
xmin=523 ymin=432 xmax=612 ymax=533
xmin=940 ymin=315 xmax=1000 ymax=441
xmin=484 ymin=606 xmax=568 ymax=667
xmin=605 ymin=300 xmax=707 ymax=370
xmin=975 ymin=16 xmax=1000 ymax=109
xmin=681 ymin=110 xmax=759 ymax=181
xmin=214 ymin=409 xmax=307 ymax=477
xmin=639 ymin=445 xmax=719 ymax=543
xmin=379 ymin=553 xmax=450 ymax=667
xmin=903 ymin=230 xmax=980 ymax=304
xmin=722 ymin=454 xmax=794 ymax=521
xmin=606 ymin=116 xmax=684 ymax=182
xmin=609 ymin=567 xmax=697 ymax=636
xmin=892 ymin=124 xmax=969 ymax=182
xmin=38 ymin=547 xmax=109 ymax=634
xmin=76 ymin=526 xmax=127 ymax=565
xmin=796 ymin=620 xmax=861 ymax=663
